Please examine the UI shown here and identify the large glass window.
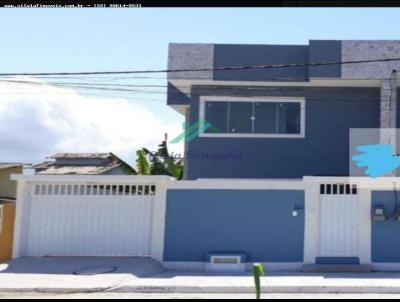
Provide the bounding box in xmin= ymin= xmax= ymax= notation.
xmin=277 ymin=102 xmax=301 ymax=134
xmin=204 ymin=102 xmax=229 ymax=133
xmin=203 ymin=98 xmax=303 ymax=136
xmin=228 ymin=102 xmax=253 ymax=133
xmin=254 ymin=102 xmax=277 ymax=134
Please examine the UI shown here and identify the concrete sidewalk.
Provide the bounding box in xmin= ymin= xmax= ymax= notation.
xmin=113 ymin=271 xmax=400 ymax=294
xmin=2 ymin=258 xmax=400 ymax=294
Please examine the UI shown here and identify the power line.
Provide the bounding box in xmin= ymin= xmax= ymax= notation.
xmin=0 ymin=79 xmax=168 ymax=89
xmin=0 ymin=81 xmax=166 ymax=101
xmin=0 ymin=79 xmax=168 ymax=94
xmin=2 ymin=57 xmax=400 ymax=76
xmin=0 ymin=78 xmax=392 ymax=104
xmin=0 ymin=83 xmax=165 ymax=102
xmin=0 ymin=75 xmax=167 ymax=81
xmin=0 ymin=77 xmax=393 ymax=89
xmin=0 ymin=77 xmax=394 ymax=92
xmin=0 ymin=81 xmax=387 ymax=110
xmin=0 ymin=80 xmax=388 ymax=110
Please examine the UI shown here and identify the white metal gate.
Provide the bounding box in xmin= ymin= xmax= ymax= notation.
xmin=26 ymin=183 xmax=155 ymax=257
xmin=319 ymin=183 xmax=359 ymax=257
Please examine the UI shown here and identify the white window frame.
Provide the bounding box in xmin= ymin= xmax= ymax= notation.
xmin=199 ymin=96 xmax=306 ymax=138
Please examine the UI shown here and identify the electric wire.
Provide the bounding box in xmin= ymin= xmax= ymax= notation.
xmin=2 ymin=57 xmax=400 ymax=76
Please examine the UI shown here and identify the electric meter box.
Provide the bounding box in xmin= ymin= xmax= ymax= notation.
xmin=372 ymin=205 xmax=386 ymax=222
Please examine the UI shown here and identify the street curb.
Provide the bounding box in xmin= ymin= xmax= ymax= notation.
xmin=108 ymin=285 xmax=400 ymax=294
xmin=3 ymin=285 xmax=400 ymax=295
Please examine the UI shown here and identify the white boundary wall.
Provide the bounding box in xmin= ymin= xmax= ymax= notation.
xmin=11 ymin=175 xmax=173 ymax=261
xmin=11 ymin=174 xmax=400 ymax=270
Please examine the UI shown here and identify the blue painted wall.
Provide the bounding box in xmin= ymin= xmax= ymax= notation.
xmin=371 ymin=191 xmax=400 ymax=263
xmin=184 ymin=86 xmax=380 ymax=180
xmin=163 ymin=189 xmax=305 ymax=262
xmin=309 ymin=40 xmax=342 ymax=78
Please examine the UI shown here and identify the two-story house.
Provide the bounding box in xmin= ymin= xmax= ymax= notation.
xmin=162 ymin=41 xmax=400 ymax=272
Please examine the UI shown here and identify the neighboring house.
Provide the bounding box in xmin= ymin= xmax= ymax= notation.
xmin=0 ymin=164 xmax=23 ymax=199
xmin=33 ymin=153 xmax=136 ymax=175
xmin=0 ymin=164 xmax=22 ymax=263
xmin=12 ymin=41 xmax=400 ymax=273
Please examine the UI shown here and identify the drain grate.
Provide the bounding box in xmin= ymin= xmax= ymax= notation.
xmin=73 ymin=266 xmax=117 ymax=276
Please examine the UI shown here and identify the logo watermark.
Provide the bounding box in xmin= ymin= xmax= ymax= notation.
xmin=170 ymin=119 xmax=219 ymax=144
xmin=148 ymin=151 xmax=244 ymax=162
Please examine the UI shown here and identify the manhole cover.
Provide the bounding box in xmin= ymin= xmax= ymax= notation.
xmin=73 ymin=266 xmax=117 ymax=276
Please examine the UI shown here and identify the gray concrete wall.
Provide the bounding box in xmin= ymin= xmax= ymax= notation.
xmin=167 ymin=43 xmax=214 ymax=80
xmin=342 ymin=41 xmax=400 ymax=79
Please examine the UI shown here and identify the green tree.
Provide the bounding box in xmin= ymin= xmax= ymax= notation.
xmin=136 ymin=149 xmax=150 ymax=175
xmin=135 ymin=135 xmax=183 ymax=180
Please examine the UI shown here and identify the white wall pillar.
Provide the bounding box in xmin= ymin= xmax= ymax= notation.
xmin=12 ymin=180 xmax=31 ymax=258
xmin=150 ymin=181 xmax=169 ymax=262
xmin=303 ymin=183 xmax=320 ymax=264
xmin=358 ymin=188 xmax=372 ymax=264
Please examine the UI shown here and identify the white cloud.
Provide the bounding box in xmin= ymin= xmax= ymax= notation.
xmin=0 ymin=77 xmax=184 ymax=166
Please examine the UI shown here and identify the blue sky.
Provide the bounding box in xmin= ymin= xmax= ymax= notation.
xmin=2 ymin=8 xmax=400 ymax=74
xmin=0 ymin=8 xmax=400 ymax=164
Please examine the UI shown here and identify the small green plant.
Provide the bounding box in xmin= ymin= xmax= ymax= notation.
xmin=135 ymin=135 xmax=184 ymax=180
xmin=253 ymin=263 xmax=265 ymax=300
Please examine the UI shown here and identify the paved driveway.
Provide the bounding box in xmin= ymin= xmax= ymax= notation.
xmin=0 ymin=257 xmax=165 ymax=293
